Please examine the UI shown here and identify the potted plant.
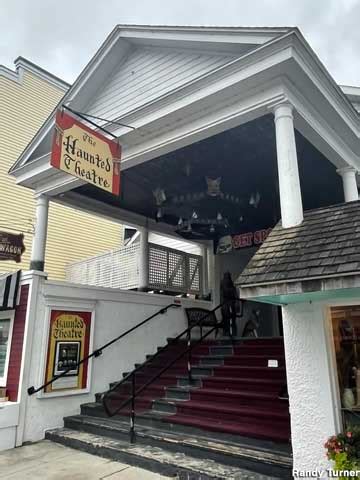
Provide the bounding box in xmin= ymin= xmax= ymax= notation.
xmin=325 ymin=428 xmax=360 ymax=478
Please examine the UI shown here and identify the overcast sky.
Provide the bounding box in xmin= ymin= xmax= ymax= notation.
xmin=0 ymin=0 xmax=359 ymax=86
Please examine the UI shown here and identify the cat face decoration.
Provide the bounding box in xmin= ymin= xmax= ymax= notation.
xmin=206 ymin=177 xmax=222 ymax=197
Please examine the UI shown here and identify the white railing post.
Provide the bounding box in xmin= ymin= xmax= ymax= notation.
xmin=138 ymin=226 xmax=149 ymax=291
xmin=201 ymin=244 xmax=209 ymax=297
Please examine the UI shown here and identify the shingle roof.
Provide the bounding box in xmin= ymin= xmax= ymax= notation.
xmin=237 ymin=201 xmax=360 ymax=287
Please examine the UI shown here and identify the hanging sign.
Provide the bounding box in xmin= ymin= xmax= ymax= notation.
xmin=51 ymin=110 xmax=121 ymax=195
xmin=44 ymin=310 xmax=92 ymax=393
xmin=217 ymin=228 xmax=272 ymax=254
xmin=0 ymin=231 xmax=25 ymax=262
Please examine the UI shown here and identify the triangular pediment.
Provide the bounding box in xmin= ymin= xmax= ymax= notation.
xmin=11 ymin=25 xmax=290 ymax=173
xmin=84 ymin=46 xmax=241 ymax=121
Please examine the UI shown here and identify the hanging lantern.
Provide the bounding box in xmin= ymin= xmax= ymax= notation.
xmin=192 ymin=210 xmax=198 ymax=219
xmin=210 ymin=224 xmax=215 ymax=233
xmin=217 ymin=212 xmax=223 ymax=221
xmin=178 ymin=217 xmax=183 ymax=226
xmin=156 ymin=207 xmax=163 ymax=219
xmin=187 ymin=222 xmax=192 ymax=232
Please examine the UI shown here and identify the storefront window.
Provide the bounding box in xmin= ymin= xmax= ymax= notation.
xmin=331 ymin=306 xmax=360 ymax=428
xmin=0 ymin=312 xmax=13 ymax=385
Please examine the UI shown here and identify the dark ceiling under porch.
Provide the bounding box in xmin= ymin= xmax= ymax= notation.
xmin=74 ymin=114 xmax=344 ymax=241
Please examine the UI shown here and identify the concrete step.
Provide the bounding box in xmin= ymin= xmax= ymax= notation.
xmin=52 ymin=415 xmax=292 ymax=478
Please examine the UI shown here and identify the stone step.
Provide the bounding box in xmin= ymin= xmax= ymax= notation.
xmin=54 ymin=415 xmax=292 ymax=478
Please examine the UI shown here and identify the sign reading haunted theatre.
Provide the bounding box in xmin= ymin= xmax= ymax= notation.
xmin=44 ymin=310 xmax=92 ymax=393
xmin=0 ymin=231 xmax=25 ymax=262
xmin=51 ymin=110 xmax=121 ymax=195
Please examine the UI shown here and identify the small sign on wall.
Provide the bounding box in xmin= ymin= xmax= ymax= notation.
xmin=0 ymin=231 xmax=25 ymax=262
xmin=44 ymin=310 xmax=92 ymax=393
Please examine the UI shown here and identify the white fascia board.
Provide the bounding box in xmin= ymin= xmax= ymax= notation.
xmin=340 ymin=85 xmax=360 ymax=103
xmin=117 ymin=25 xmax=289 ymax=48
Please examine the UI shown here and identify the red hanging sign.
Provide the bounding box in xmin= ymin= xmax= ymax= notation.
xmin=51 ymin=110 xmax=121 ymax=195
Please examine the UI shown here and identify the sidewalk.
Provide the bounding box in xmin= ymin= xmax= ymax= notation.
xmin=0 ymin=440 xmax=170 ymax=479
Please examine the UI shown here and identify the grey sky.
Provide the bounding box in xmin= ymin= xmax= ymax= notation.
xmin=0 ymin=0 xmax=359 ymax=86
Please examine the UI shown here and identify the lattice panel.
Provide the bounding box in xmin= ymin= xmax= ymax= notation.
xmin=148 ymin=246 xmax=168 ymax=288
xmin=66 ymin=243 xmax=140 ymax=290
xmin=148 ymin=243 xmax=202 ymax=294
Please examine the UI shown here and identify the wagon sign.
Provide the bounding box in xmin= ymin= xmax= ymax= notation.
xmin=0 ymin=231 xmax=25 ymax=262
xmin=51 ymin=110 xmax=121 ymax=195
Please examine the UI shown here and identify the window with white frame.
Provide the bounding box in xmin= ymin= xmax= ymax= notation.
xmin=0 ymin=311 xmax=14 ymax=386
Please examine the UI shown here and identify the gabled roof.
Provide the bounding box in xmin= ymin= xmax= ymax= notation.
xmin=9 ymin=23 xmax=360 ymax=185
xmin=237 ymin=201 xmax=360 ymax=288
xmin=8 ymin=24 xmax=292 ymax=174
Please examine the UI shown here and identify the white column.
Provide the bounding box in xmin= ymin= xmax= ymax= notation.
xmin=273 ymin=102 xmax=304 ymax=228
xmin=30 ymin=195 xmax=49 ymax=271
xmin=138 ymin=225 xmax=149 ymax=291
xmin=337 ymin=166 xmax=359 ymax=202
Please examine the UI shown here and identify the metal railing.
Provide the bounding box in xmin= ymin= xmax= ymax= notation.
xmin=102 ymin=302 xmax=231 ymax=443
xmin=27 ymin=303 xmax=180 ymax=396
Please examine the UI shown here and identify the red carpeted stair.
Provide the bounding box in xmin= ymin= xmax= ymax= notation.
xmin=102 ymin=336 xmax=290 ymax=444
xmin=50 ymin=336 xmax=292 ymax=478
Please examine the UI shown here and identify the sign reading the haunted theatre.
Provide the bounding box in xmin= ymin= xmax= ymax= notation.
xmin=51 ymin=110 xmax=121 ymax=195
xmin=0 ymin=231 xmax=25 ymax=262
xmin=44 ymin=310 xmax=92 ymax=393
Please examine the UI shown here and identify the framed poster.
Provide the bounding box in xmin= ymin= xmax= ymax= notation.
xmin=44 ymin=310 xmax=92 ymax=393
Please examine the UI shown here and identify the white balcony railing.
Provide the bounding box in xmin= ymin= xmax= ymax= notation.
xmin=65 ymin=243 xmax=203 ymax=295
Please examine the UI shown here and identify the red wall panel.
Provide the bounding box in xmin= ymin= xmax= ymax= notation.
xmin=6 ymin=284 xmax=29 ymax=401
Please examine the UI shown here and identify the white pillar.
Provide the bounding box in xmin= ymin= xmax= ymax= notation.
xmin=30 ymin=195 xmax=49 ymax=271
xmin=336 ymin=166 xmax=359 ymax=202
xmin=138 ymin=226 xmax=149 ymax=291
xmin=273 ymin=102 xmax=304 ymax=228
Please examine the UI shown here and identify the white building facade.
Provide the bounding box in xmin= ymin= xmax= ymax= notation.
xmin=6 ymin=25 xmax=360 ymax=476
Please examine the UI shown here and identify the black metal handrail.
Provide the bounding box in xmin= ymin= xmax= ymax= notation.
xmin=27 ymin=303 xmax=180 ymax=396
xmin=102 ymin=301 xmax=236 ymax=442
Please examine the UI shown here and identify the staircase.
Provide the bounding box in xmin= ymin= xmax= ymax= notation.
xmin=46 ymin=337 xmax=292 ymax=479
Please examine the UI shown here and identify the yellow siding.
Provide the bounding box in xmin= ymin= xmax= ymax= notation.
xmin=0 ymin=70 xmax=123 ymax=279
